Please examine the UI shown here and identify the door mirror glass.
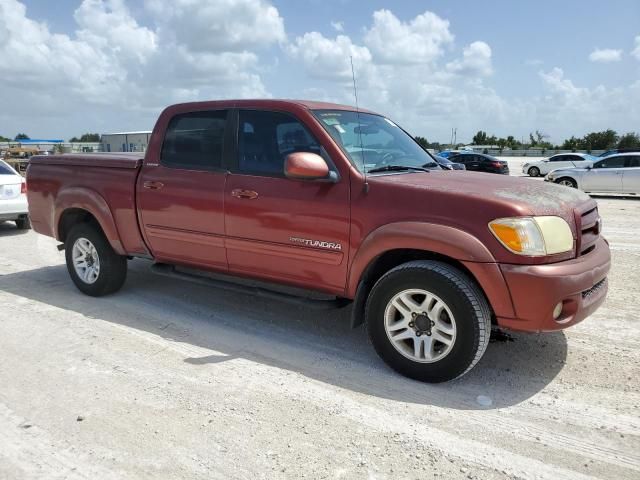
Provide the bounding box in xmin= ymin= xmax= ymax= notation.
xmin=285 ymin=152 xmax=331 ymax=181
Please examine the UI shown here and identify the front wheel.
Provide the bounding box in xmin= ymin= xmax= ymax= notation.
xmin=365 ymin=261 xmax=491 ymax=382
xmin=65 ymin=223 xmax=127 ymax=296
xmin=528 ymin=166 xmax=540 ymax=177
xmin=557 ymin=177 xmax=577 ymax=188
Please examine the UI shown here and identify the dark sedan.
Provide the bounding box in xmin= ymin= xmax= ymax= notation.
xmin=434 ymin=155 xmax=465 ymax=170
xmin=447 ymin=153 xmax=509 ymax=174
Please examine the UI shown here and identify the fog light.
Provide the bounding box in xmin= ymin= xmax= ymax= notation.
xmin=553 ymin=302 xmax=563 ymax=320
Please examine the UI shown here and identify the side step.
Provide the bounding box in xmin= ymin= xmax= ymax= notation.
xmin=150 ymin=263 xmax=350 ymax=310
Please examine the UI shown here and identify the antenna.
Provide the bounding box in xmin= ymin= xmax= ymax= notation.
xmin=350 ymin=56 xmax=368 ymax=193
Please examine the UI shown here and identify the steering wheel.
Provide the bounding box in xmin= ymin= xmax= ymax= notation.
xmin=381 ymin=152 xmax=397 ymax=164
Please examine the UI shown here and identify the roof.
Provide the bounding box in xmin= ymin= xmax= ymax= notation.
xmin=166 ymin=99 xmax=377 ymax=115
xmin=102 ymin=131 xmax=152 ymax=136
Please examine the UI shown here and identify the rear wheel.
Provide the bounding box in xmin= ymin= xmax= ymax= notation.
xmin=15 ymin=216 xmax=31 ymax=230
xmin=557 ymin=177 xmax=577 ymax=188
xmin=65 ymin=223 xmax=127 ymax=296
xmin=365 ymin=260 xmax=491 ymax=383
xmin=528 ymin=166 xmax=540 ymax=177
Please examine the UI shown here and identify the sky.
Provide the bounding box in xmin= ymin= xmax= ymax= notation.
xmin=0 ymin=0 xmax=639 ymax=144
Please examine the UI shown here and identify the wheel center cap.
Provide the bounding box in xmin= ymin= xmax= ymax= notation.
xmin=414 ymin=314 xmax=430 ymax=332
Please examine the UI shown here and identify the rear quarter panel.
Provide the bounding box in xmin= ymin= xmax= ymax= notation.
xmin=27 ymin=161 xmax=147 ymax=255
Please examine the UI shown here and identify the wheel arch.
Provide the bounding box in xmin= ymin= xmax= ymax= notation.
xmin=347 ymin=222 xmax=504 ymax=328
xmin=55 ymin=187 xmax=125 ymax=254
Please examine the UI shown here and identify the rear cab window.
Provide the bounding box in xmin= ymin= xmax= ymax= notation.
xmin=161 ymin=110 xmax=228 ymax=170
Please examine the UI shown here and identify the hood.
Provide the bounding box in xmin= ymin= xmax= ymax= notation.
xmin=369 ymin=170 xmax=592 ymax=218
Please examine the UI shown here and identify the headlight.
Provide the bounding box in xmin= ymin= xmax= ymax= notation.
xmin=489 ymin=216 xmax=574 ymax=256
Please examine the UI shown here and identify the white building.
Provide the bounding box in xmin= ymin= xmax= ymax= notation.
xmin=101 ymin=131 xmax=152 ymax=153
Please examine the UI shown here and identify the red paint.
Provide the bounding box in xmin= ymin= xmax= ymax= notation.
xmin=27 ymin=99 xmax=611 ymax=332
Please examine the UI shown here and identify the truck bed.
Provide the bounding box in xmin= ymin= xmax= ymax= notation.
xmin=27 ymin=153 xmax=148 ymax=256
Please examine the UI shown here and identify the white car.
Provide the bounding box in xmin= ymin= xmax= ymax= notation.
xmin=544 ymin=153 xmax=640 ymax=194
xmin=522 ymin=153 xmax=596 ymax=177
xmin=0 ymin=159 xmax=30 ymax=229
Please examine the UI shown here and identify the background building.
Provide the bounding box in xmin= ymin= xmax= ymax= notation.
xmin=101 ymin=131 xmax=152 ymax=153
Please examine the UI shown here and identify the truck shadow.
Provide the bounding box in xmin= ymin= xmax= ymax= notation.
xmin=0 ymin=260 xmax=567 ymax=410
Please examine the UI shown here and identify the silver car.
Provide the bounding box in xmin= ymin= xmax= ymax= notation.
xmin=522 ymin=153 xmax=596 ymax=177
xmin=544 ymin=152 xmax=640 ymax=194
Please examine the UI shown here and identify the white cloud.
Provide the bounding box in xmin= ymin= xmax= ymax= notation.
xmin=446 ymin=41 xmax=493 ymax=77
xmin=0 ymin=0 xmax=279 ymax=137
xmin=588 ymin=48 xmax=623 ymax=63
xmin=330 ymin=21 xmax=344 ymax=32
xmin=143 ymin=0 xmax=284 ymax=52
xmin=363 ymin=9 xmax=454 ymax=65
xmin=287 ymin=32 xmax=372 ymax=82
xmin=632 ymin=36 xmax=640 ymax=61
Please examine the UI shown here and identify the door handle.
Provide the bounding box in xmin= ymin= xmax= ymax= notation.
xmin=143 ymin=181 xmax=164 ymax=190
xmin=231 ymin=189 xmax=259 ymax=199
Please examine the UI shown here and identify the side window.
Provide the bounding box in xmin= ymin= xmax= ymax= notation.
xmin=550 ymin=155 xmax=564 ymax=162
xmin=238 ymin=110 xmax=321 ymax=176
xmin=594 ymin=156 xmax=626 ymax=169
xmin=161 ymin=110 xmax=227 ymax=170
xmin=629 ymin=156 xmax=640 ymax=168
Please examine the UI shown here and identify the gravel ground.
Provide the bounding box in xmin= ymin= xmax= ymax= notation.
xmin=0 ymin=194 xmax=639 ymax=480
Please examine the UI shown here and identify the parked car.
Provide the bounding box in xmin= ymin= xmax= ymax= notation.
xmin=522 ymin=153 xmax=595 ymax=177
xmin=447 ymin=152 xmax=509 ymax=174
xmin=545 ymin=153 xmax=640 ymax=194
xmin=598 ymin=148 xmax=640 ymax=158
xmin=434 ymin=155 xmax=465 ymax=170
xmin=436 ymin=150 xmax=462 ymax=158
xmin=0 ymin=159 xmax=30 ymax=229
xmin=27 ymin=99 xmax=610 ymax=383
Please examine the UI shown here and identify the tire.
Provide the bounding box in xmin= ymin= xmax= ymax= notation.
xmin=65 ymin=223 xmax=127 ymax=297
xmin=365 ymin=260 xmax=491 ymax=383
xmin=557 ymin=177 xmax=577 ymax=188
xmin=15 ymin=216 xmax=31 ymax=230
xmin=528 ymin=166 xmax=540 ymax=177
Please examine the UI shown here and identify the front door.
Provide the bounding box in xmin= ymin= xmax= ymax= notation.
xmin=582 ymin=156 xmax=625 ymax=193
xmin=224 ymin=109 xmax=350 ymax=295
xmin=137 ymin=109 xmax=230 ymax=270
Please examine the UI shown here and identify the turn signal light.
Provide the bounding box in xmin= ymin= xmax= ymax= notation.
xmin=21 ymin=181 xmax=27 ymax=194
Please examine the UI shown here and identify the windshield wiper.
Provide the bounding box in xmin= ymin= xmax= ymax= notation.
xmin=367 ymin=165 xmax=431 ymax=174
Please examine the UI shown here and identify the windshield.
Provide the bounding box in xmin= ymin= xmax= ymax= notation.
xmin=313 ymin=110 xmax=439 ymax=173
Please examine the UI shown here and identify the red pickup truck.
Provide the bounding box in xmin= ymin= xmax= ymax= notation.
xmin=27 ymin=100 xmax=610 ymax=382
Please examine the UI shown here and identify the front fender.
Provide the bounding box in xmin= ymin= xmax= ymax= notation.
xmin=54 ymin=187 xmax=125 ymax=255
xmin=346 ymin=222 xmax=496 ymax=298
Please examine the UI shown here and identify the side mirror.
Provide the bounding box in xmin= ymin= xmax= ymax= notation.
xmin=285 ymin=152 xmax=336 ymax=182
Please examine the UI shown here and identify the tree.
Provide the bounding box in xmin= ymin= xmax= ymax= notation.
xmin=617 ymin=132 xmax=640 ymax=149
xmin=414 ymin=136 xmax=429 ymax=150
xmin=0 ymin=134 xmax=10 ymax=142
xmin=14 ymin=133 xmax=30 ymax=140
xmin=69 ymin=133 xmax=101 ymax=142
xmin=581 ymin=129 xmax=618 ymax=150
xmin=472 ymin=131 xmax=488 ymax=145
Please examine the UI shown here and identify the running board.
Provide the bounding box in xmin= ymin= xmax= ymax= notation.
xmin=150 ymin=263 xmax=350 ymax=310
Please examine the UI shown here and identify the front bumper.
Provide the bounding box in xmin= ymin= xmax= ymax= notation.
xmin=496 ymin=237 xmax=611 ymax=332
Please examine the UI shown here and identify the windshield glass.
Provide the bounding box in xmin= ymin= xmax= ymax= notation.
xmin=313 ymin=110 xmax=439 ymax=173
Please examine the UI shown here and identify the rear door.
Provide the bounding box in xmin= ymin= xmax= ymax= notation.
xmin=581 ymin=156 xmax=625 ymax=192
xmin=224 ymin=109 xmax=350 ymax=294
xmin=137 ymin=110 xmax=230 ymax=269
xmin=544 ymin=155 xmax=572 ymax=173
xmin=622 ymin=156 xmax=640 ymax=194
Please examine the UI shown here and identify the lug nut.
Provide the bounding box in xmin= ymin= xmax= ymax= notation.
xmin=408 ymin=322 xmax=414 ymax=328
xmin=416 ymin=331 xmax=422 ymax=336
xmin=412 ymin=312 xmax=417 ymax=318
xmin=431 ymin=321 xmax=435 ymax=326
xmin=426 ymin=332 xmax=432 ymax=336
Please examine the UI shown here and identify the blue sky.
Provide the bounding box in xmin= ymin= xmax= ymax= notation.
xmin=2 ymin=0 xmax=639 ymax=143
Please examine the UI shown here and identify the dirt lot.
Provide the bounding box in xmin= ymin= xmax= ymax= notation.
xmin=0 ymin=195 xmax=639 ymax=480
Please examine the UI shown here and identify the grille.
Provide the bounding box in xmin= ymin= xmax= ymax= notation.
xmin=582 ymin=277 xmax=607 ymax=299
xmin=577 ymin=206 xmax=601 ymax=256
